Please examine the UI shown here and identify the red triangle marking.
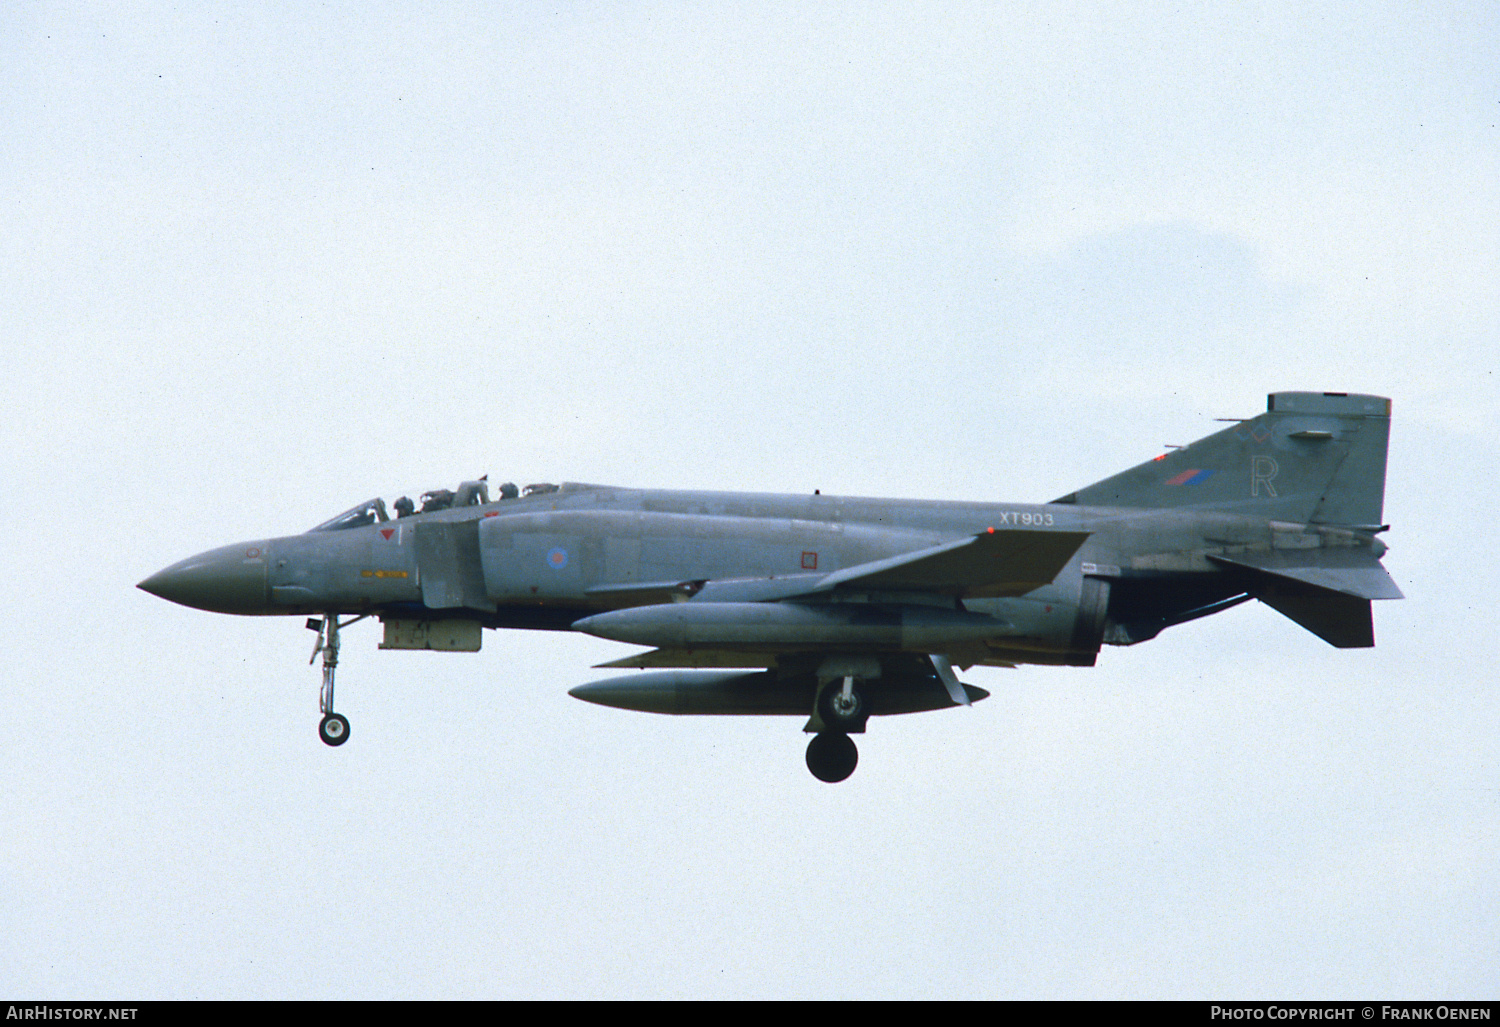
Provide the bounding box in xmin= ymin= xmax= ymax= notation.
xmin=380 ymin=528 xmax=395 ymax=540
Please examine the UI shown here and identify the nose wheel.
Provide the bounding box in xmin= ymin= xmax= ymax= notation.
xmin=319 ymin=713 xmax=350 ymax=746
xmin=309 ymin=614 xmax=365 ymax=747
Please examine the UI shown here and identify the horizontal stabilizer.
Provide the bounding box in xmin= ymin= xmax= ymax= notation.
xmin=1208 ymin=549 xmax=1403 ymax=600
xmin=816 ymin=529 xmax=1090 ymax=598
xmin=1255 ymin=591 xmax=1374 ymax=648
xmin=1209 ymin=547 xmax=1396 ymax=647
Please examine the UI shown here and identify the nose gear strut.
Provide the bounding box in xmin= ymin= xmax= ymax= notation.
xmin=309 ymin=614 xmax=367 ymax=746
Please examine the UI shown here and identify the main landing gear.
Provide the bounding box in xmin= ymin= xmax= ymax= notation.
xmin=805 ymin=667 xmax=871 ymax=783
xmin=806 ymin=732 xmax=859 ymax=783
xmin=309 ymin=614 xmax=366 ymax=747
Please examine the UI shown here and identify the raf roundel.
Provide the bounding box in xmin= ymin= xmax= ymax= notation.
xmin=546 ymin=546 xmax=569 ymax=570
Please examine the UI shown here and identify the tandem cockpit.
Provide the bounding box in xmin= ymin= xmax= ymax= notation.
xmin=307 ymin=476 xmax=563 ymax=533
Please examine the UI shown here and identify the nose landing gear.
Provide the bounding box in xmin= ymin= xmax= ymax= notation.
xmin=309 ymin=614 xmax=366 ymax=747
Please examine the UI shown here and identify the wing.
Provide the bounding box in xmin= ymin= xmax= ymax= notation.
xmin=813 ymin=528 xmax=1091 ymax=598
xmin=574 ymin=528 xmax=1089 ymax=671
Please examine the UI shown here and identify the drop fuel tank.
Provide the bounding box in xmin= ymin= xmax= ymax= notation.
xmin=571 ymin=601 xmax=1009 ymax=651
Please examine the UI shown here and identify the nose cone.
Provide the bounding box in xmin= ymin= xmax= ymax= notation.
xmin=138 ymin=542 xmax=271 ymax=614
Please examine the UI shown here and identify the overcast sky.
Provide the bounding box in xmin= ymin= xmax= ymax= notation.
xmin=2 ymin=1 xmax=1497 ymax=999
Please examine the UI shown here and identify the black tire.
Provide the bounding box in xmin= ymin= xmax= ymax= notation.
xmin=319 ymin=713 xmax=350 ymax=747
xmin=806 ymin=732 xmax=858 ymax=783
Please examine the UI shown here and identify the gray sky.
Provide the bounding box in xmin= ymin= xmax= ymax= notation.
xmin=2 ymin=1 xmax=1497 ymax=999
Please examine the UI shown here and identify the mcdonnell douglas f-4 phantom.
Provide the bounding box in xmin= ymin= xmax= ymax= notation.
xmin=140 ymin=391 xmax=1400 ymax=781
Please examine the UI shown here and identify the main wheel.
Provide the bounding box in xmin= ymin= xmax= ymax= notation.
xmin=817 ymin=681 xmax=866 ymax=729
xmin=319 ymin=713 xmax=350 ymax=747
xmin=806 ymin=732 xmax=858 ymax=783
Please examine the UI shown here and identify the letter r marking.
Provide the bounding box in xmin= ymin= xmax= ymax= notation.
xmin=1251 ymin=455 xmax=1279 ymax=497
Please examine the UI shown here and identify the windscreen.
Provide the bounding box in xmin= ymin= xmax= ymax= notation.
xmin=309 ymin=499 xmax=386 ymax=532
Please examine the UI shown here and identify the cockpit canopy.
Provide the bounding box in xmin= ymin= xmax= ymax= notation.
xmin=306 ymin=477 xmax=561 ymax=532
xmin=309 ymin=498 xmax=389 ymax=533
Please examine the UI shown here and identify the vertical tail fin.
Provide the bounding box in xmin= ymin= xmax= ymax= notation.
xmin=1053 ymin=392 xmax=1391 ymax=526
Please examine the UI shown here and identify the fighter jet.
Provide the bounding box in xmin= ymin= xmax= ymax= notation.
xmin=139 ymin=391 xmax=1400 ymax=782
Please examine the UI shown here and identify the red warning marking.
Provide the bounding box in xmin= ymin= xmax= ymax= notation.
xmin=380 ymin=528 xmax=395 ymax=540
xmin=801 ymin=551 xmax=818 ymax=570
